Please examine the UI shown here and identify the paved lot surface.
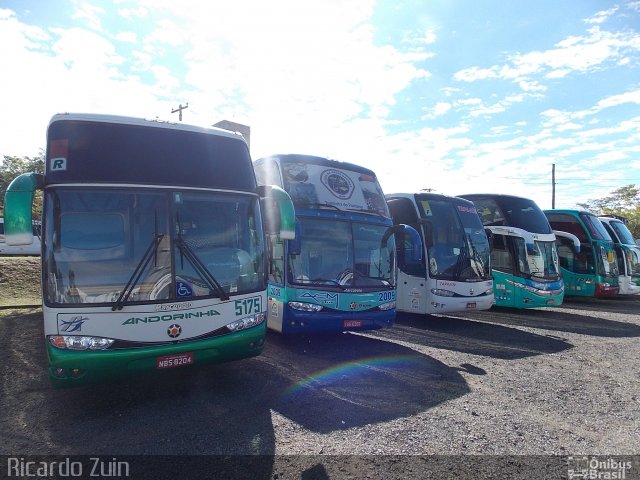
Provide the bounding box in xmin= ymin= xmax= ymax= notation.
xmin=1 ymin=296 xmax=639 ymax=478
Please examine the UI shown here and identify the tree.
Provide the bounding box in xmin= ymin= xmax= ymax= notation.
xmin=0 ymin=152 xmax=45 ymax=218
xmin=577 ymin=184 xmax=640 ymax=240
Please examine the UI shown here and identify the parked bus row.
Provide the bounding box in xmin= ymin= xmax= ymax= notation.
xmin=3 ymin=113 xmax=638 ymax=387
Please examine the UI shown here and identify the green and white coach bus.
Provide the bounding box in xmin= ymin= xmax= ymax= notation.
xmin=3 ymin=113 xmax=295 ymax=386
xmin=544 ymin=209 xmax=619 ymax=298
xmin=460 ymin=194 xmax=566 ymax=308
xmin=599 ymin=216 xmax=640 ymax=295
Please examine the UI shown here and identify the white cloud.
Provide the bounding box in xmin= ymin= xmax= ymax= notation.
xmin=72 ymin=2 xmax=106 ymax=31
xmin=454 ymin=26 xmax=640 ymax=90
xmin=583 ymin=7 xmax=618 ymax=24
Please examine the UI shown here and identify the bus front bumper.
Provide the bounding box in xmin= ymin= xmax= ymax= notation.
xmin=280 ymin=307 xmax=395 ymax=334
xmin=46 ymin=324 xmax=266 ymax=388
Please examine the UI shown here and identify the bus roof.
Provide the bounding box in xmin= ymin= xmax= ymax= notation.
xmin=386 ymin=192 xmax=475 ymax=206
xmin=49 ymin=113 xmax=246 ymax=143
xmin=45 ymin=113 xmax=256 ymax=191
xmin=255 ymin=153 xmax=378 ymax=177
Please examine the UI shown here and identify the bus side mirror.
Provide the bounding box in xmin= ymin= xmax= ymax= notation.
xmin=3 ymin=173 xmax=43 ymax=246
xmin=257 ymin=185 xmax=296 ymax=240
xmin=553 ymin=230 xmax=581 ymax=254
xmin=384 ymin=224 xmax=423 ymax=263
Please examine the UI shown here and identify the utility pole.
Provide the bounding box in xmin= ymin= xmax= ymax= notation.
xmin=552 ymin=163 xmax=556 ymax=209
xmin=171 ymin=103 xmax=189 ymax=121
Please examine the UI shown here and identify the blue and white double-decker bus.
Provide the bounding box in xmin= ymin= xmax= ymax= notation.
xmin=254 ymin=154 xmax=420 ymax=334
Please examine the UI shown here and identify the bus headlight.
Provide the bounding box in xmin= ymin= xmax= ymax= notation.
xmin=48 ymin=335 xmax=115 ymax=350
xmin=226 ymin=313 xmax=265 ymax=331
xmin=431 ymin=289 xmax=455 ymax=297
xmin=288 ymin=302 xmax=323 ymax=312
xmin=378 ymin=301 xmax=396 ymax=311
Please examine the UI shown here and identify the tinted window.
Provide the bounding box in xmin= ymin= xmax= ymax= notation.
xmin=47 ymin=120 xmax=255 ymax=191
xmin=580 ymin=213 xmax=612 ymax=241
xmin=545 ymin=213 xmax=590 ymax=243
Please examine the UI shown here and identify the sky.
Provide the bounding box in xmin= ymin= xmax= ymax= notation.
xmin=1 ymin=0 xmax=639 ymax=210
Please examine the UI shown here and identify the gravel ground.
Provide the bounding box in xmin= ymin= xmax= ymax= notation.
xmin=1 ymin=295 xmax=639 ymax=479
xmin=268 ymin=296 xmax=640 ymax=457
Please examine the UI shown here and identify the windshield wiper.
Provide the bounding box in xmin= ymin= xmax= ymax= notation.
xmin=175 ymin=214 xmax=229 ymax=301
xmin=303 ymin=202 xmax=345 ymax=212
xmin=113 ymin=233 xmax=164 ymax=311
xmin=347 ymin=207 xmax=386 ymax=219
xmin=466 ymin=233 xmax=489 ymax=278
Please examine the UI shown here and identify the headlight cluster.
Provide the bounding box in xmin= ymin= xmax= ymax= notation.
xmin=288 ymin=302 xmax=323 ymax=312
xmin=431 ymin=289 xmax=455 ymax=297
xmin=49 ymin=335 xmax=115 ymax=350
xmin=226 ymin=312 xmax=265 ymax=331
xmin=378 ymin=301 xmax=396 ymax=311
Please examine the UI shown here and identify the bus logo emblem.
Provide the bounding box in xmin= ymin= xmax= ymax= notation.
xmin=60 ymin=316 xmax=88 ymax=332
xmin=167 ymin=324 xmax=182 ymax=338
xmin=321 ymin=169 xmax=354 ymax=199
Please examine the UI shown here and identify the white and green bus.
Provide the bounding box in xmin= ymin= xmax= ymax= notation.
xmin=599 ymin=216 xmax=640 ymax=295
xmin=3 ymin=113 xmax=295 ymax=387
xmin=460 ymin=194 xmax=567 ymax=308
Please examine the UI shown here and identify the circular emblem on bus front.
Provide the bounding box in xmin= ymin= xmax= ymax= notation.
xmin=167 ymin=324 xmax=182 ymax=338
xmin=321 ymin=169 xmax=354 ymax=199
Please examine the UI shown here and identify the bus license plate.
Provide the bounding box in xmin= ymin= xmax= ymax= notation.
xmin=466 ymin=302 xmax=477 ymax=309
xmin=344 ymin=320 xmax=363 ymax=328
xmin=157 ymin=352 xmax=194 ymax=369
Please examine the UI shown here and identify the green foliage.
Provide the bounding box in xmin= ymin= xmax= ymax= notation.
xmin=577 ymin=184 xmax=640 ymax=240
xmin=0 ymin=152 xmax=45 ymax=218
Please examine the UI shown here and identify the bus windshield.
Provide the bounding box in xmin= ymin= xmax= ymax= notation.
xmin=288 ymin=218 xmax=395 ymax=288
xmin=580 ymin=213 xmax=612 ymax=241
xmin=417 ymin=198 xmax=491 ymax=281
xmin=609 ymin=220 xmax=636 ymax=245
xmin=43 ymin=188 xmax=264 ymax=305
xmin=513 ymin=238 xmax=560 ymax=280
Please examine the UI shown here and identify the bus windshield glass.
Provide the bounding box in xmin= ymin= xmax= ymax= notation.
xmin=609 ymin=220 xmax=636 ymax=245
xmin=288 ymin=218 xmax=395 ymax=288
xmin=580 ymin=213 xmax=612 ymax=241
xmin=417 ymin=198 xmax=491 ymax=281
xmin=513 ymin=238 xmax=560 ymax=280
xmin=473 ymin=196 xmax=552 ymax=234
xmin=280 ymin=158 xmax=389 ymax=217
xmin=43 ymin=188 xmax=264 ymax=305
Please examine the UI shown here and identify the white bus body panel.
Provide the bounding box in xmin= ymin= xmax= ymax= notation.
xmin=397 ymin=271 xmax=494 ymax=314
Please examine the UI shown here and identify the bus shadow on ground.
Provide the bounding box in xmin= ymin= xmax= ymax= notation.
xmin=264 ymin=331 xmax=470 ymax=434
xmin=1 ymin=311 xmax=469 ymax=457
xmin=560 ymin=295 xmax=640 ymax=315
xmin=1 ymin=311 xmax=276 ymax=459
xmin=460 ymin=304 xmax=640 ymax=338
xmin=374 ymin=312 xmax=573 ymax=359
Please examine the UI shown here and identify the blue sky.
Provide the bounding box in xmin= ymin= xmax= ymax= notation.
xmin=1 ymin=0 xmax=639 ymax=209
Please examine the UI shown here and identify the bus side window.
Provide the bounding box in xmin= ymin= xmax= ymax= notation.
xmin=491 ymin=234 xmax=513 ymax=273
xmin=268 ymin=235 xmax=284 ymax=285
xmin=556 ymin=237 xmax=574 ymax=270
